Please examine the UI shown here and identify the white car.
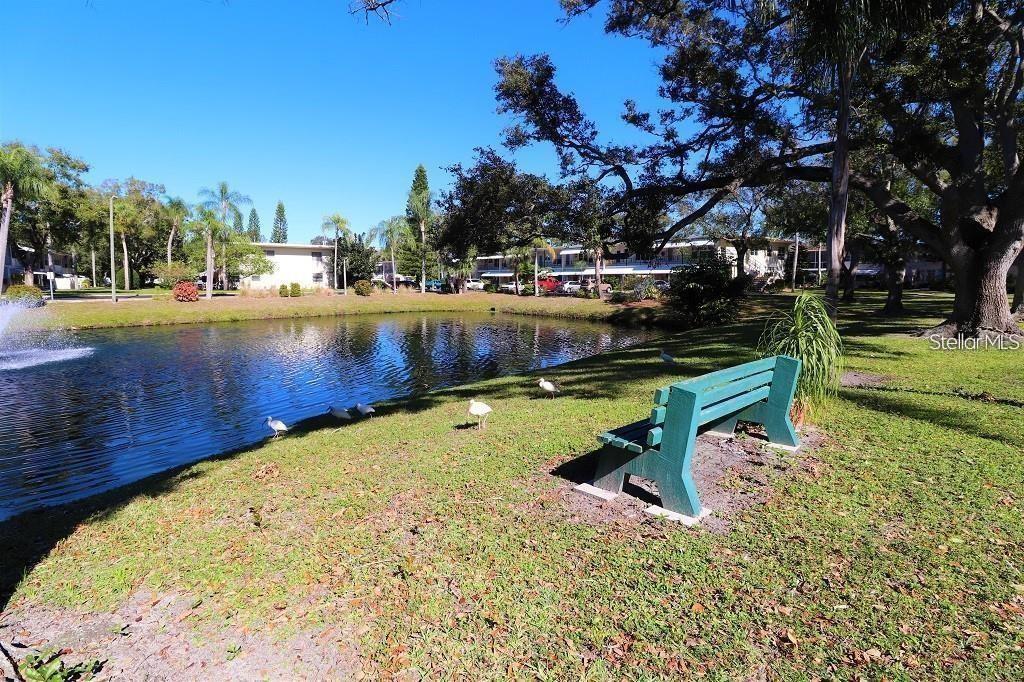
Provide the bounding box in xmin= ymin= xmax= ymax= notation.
xmin=465 ymin=279 xmax=485 ymax=290
xmin=499 ymin=282 xmax=522 ymax=293
xmin=560 ymin=281 xmax=583 ymax=295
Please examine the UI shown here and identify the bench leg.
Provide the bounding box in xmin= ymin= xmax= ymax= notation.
xmin=705 ymin=414 xmax=739 ymax=438
xmin=763 ymin=355 xmax=801 ymax=448
xmin=591 ymin=445 xmax=628 ymax=494
xmin=654 ymin=454 xmax=702 ymax=517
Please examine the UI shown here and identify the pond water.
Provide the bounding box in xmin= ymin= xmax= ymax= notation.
xmin=0 ymin=312 xmax=657 ymax=520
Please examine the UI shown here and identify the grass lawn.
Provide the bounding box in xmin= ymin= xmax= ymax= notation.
xmin=1 ymin=291 xmax=1021 ymax=679
xmin=12 ymin=291 xmax=663 ymax=332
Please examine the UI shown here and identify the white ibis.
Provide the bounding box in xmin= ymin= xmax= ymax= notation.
xmin=355 ymin=402 xmax=375 ymax=417
xmin=660 ymin=349 xmax=676 ymax=364
xmin=327 ymin=405 xmax=352 ymax=420
xmin=467 ymin=399 xmax=492 ymax=430
xmin=538 ymin=378 xmax=559 ymax=398
xmin=265 ymin=416 xmax=289 ymax=438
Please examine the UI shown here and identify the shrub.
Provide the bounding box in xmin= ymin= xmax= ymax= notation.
xmin=609 ymin=290 xmax=632 ymax=304
xmin=279 ymin=284 xmax=289 ymax=297
xmin=634 ymin=278 xmax=661 ymax=301
xmin=4 ymin=284 xmax=45 ymax=307
xmin=666 ymin=253 xmax=744 ymax=326
xmin=172 ymin=280 xmax=199 ymax=302
xmin=758 ymin=292 xmax=843 ymax=419
xmin=152 ymin=261 xmax=193 ymax=288
xmin=483 ymin=282 xmax=497 ymax=293
xmin=521 ymin=285 xmax=536 ymax=296
xmin=353 ymin=279 xmax=373 ymax=296
xmin=289 ymin=282 xmax=302 ymax=297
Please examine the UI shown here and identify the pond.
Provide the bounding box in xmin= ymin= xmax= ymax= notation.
xmin=0 ymin=312 xmax=658 ymax=520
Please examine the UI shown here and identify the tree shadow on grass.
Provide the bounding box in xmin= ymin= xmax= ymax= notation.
xmin=843 ymin=387 xmax=1021 ymax=448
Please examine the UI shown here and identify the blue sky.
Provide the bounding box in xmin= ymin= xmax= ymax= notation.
xmin=2 ymin=0 xmax=664 ymax=243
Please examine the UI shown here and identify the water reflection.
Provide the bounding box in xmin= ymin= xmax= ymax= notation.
xmin=0 ymin=312 xmax=656 ymax=519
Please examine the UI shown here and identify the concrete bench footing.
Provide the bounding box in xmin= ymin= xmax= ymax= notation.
xmin=644 ymin=505 xmax=712 ymax=526
xmin=574 ymin=482 xmax=618 ymax=501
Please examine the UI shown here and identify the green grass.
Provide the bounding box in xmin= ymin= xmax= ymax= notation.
xmin=2 ymin=290 xmax=1022 ymax=679
xmin=12 ymin=291 xmax=664 ymax=332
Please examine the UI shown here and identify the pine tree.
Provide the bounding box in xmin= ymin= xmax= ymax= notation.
xmin=247 ymin=208 xmax=262 ymax=242
xmin=232 ymin=211 xmax=243 ymax=234
xmin=406 ymin=164 xmax=432 ymax=292
xmin=271 ymin=201 xmax=288 ymax=243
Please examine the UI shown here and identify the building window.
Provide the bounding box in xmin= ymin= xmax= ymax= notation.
xmin=313 ymin=273 xmax=323 ymax=283
xmin=252 ymin=275 xmax=261 ymax=282
xmin=311 ymin=251 xmax=323 ymax=262
xmin=263 ymin=249 xmax=275 ymax=257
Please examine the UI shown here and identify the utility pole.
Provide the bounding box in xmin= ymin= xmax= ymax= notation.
xmin=790 ymin=233 xmax=800 ymax=290
xmin=342 ymin=257 xmax=348 ymax=295
xmin=333 ymin=233 xmax=338 ymax=290
xmin=109 ymin=196 xmax=118 ymax=303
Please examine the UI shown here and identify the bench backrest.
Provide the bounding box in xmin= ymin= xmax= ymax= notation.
xmin=644 ymin=355 xmax=799 ymax=448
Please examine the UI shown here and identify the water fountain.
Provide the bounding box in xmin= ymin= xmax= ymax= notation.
xmin=0 ymin=302 xmax=94 ymax=371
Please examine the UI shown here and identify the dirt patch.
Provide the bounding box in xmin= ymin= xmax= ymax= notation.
xmin=544 ymin=426 xmax=826 ymax=533
xmin=0 ymin=590 xmax=362 ymax=680
xmin=840 ymin=370 xmax=889 ymax=388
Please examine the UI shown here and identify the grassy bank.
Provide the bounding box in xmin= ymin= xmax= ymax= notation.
xmin=12 ymin=291 xmax=666 ymax=332
xmin=2 ymin=291 xmax=1021 ymax=679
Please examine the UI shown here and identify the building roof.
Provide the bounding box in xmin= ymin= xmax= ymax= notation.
xmin=254 ymin=242 xmax=328 ymax=251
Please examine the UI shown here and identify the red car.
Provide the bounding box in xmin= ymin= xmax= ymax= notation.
xmin=536 ymin=276 xmax=560 ymax=292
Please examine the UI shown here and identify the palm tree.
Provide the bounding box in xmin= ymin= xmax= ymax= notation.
xmin=0 ymin=144 xmax=51 ymax=290
xmin=321 ymin=213 xmax=352 ymax=289
xmin=164 ymin=196 xmax=190 ymax=265
xmin=774 ymin=1 xmax=934 ymax=319
xmin=531 ymin=238 xmax=557 ymax=297
xmin=370 ymin=216 xmax=412 ymax=293
xmin=198 ymin=182 xmax=250 ymax=298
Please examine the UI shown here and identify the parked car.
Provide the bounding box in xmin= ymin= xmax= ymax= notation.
xmin=424 ymin=279 xmax=444 ymax=292
xmin=499 ymin=281 xmax=523 ymax=293
xmin=465 ymin=279 xmax=485 ymax=290
xmin=559 ymin=281 xmax=583 ymax=295
xmin=536 ymin=276 xmax=560 ymax=293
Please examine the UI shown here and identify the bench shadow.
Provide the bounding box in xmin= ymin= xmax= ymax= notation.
xmin=549 ymin=449 xmax=661 ymax=507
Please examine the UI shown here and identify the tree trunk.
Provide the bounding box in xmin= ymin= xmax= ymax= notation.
xmin=594 ymin=247 xmax=604 ymax=299
xmin=934 ymin=244 xmax=1021 ymax=338
xmin=534 ymin=250 xmax=539 ymax=297
xmin=205 ymin=226 xmax=214 ymax=299
xmin=881 ymin=261 xmax=906 ymax=315
xmin=91 ymin=248 xmax=97 ymax=289
xmin=220 ymin=241 xmax=228 ymax=291
xmin=166 ymin=220 xmax=177 ymax=264
xmin=121 ymin=232 xmax=130 ymax=290
xmin=734 ymin=241 xmax=749 ymax=279
xmin=825 ymin=57 xmax=854 ymax=320
xmin=334 ymin=237 xmax=338 ymax=289
xmin=420 ymin=220 xmax=426 ymax=294
xmin=0 ymin=183 xmax=13 ymax=291
xmin=1012 ymin=253 xmax=1023 ymax=314
xmin=391 ymin=245 xmax=397 ymax=293
xmin=841 ymin=249 xmax=860 ymax=302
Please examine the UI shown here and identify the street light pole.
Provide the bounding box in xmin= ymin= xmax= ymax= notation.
xmin=343 ymin=257 xmax=348 ymax=295
xmin=334 ymin=232 xmax=338 ymax=291
xmin=109 ymin=196 xmax=118 ymax=303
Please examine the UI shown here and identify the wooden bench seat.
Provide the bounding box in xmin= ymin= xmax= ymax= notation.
xmin=590 ymin=355 xmax=801 ymax=519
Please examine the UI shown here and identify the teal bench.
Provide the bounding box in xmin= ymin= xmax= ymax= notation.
xmin=591 ymin=355 xmax=801 ymax=518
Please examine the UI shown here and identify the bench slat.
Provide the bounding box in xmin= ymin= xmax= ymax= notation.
xmin=650 ymin=406 xmax=666 ymax=426
xmin=653 ymin=386 xmax=671 ymax=405
xmin=674 ymin=357 xmax=777 ymax=392
xmin=698 ymin=385 xmax=771 ymax=424
xmin=701 ymin=370 xmax=775 ymax=407
xmin=647 ymin=427 xmax=663 ymax=447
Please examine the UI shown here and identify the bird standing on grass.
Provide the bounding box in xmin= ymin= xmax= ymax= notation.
xmin=265 ymin=416 xmax=289 ymax=438
xmin=355 ymin=402 xmax=375 ymax=417
xmin=327 ymin=405 xmax=352 ymax=420
xmin=538 ymin=378 xmax=559 ymax=399
xmin=468 ymin=399 xmax=493 ymax=430
xmin=660 ymin=349 xmax=676 ymax=364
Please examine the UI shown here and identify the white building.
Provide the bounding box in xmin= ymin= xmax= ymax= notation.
xmin=3 ymin=246 xmax=89 ymax=290
xmin=472 ymin=238 xmax=792 ymax=284
xmin=240 ymin=243 xmax=329 ymax=290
